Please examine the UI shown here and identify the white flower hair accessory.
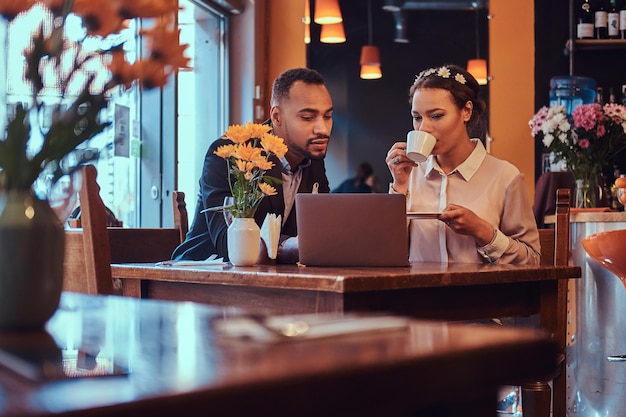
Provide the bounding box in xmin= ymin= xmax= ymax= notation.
xmin=415 ymin=66 xmax=467 ymax=85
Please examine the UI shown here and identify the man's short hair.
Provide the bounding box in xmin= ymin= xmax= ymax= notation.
xmin=270 ymin=68 xmax=326 ymax=106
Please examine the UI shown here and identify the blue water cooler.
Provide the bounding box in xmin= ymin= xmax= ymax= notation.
xmin=549 ymin=75 xmax=597 ymax=115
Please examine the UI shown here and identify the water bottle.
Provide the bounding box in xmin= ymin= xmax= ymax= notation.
xmin=549 ymin=76 xmax=597 ymax=115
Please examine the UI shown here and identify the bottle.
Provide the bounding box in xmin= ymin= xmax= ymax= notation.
xmin=578 ymin=0 xmax=595 ymax=39
xmin=609 ymin=86 xmax=616 ymax=103
xmin=620 ymin=0 xmax=626 ymax=38
xmin=597 ymin=86 xmax=604 ymax=104
xmin=608 ymin=0 xmax=620 ymax=38
xmin=595 ymin=0 xmax=609 ymax=38
xmin=621 ymin=84 xmax=626 ymax=105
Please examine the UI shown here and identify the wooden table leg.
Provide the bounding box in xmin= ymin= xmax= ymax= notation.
xmin=122 ymin=279 xmax=142 ymax=298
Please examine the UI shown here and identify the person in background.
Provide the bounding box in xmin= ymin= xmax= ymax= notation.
xmin=172 ymin=68 xmax=333 ymax=264
xmin=385 ymin=64 xmax=540 ymax=264
xmin=332 ymin=161 xmax=374 ymax=193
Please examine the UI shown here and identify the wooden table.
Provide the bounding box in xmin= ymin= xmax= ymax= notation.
xmin=112 ymin=262 xmax=581 ymax=417
xmin=0 ymin=292 xmax=558 ymax=417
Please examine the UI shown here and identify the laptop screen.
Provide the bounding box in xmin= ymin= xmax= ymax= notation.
xmin=295 ymin=193 xmax=409 ymax=267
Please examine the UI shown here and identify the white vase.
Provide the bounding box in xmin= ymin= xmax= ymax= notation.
xmin=227 ymin=217 xmax=260 ymax=266
xmin=0 ymin=190 xmax=64 ymax=330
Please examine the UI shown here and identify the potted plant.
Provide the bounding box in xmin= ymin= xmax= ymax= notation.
xmin=0 ymin=0 xmax=189 ymax=329
xmin=209 ymin=122 xmax=287 ymax=266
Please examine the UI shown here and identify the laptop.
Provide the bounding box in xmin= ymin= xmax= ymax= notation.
xmin=295 ymin=193 xmax=409 ymax=267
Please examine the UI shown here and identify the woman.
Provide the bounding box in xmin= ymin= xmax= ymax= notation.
xmin=386 ymin=65 xmax=540 ymax=264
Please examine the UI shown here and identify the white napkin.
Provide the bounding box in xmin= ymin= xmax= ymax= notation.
xmin=260 ymin=213 xmax=282 ymax=259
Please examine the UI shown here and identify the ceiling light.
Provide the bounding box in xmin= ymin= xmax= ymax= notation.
xmin=382 ymin=0 xmax=403 ymax=12
xmin=304 ymin=0 xmax=310 ymax=44
xmin=360 ymin=64 xmax=382 ymax=80
xmin=320 ymin=22 xmax=346 ymax=43
xmin=360 ymin=0 xmax=382 ymax=79
xmin=467 ymin=59 xmax=488 ymax=85
xmin=314 ymin=0 xmax=343 ymax=25
xmin=467 ymin=9 xmax=488 ymax=85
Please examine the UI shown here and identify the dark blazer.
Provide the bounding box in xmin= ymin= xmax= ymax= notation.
xmin=172 ymin=131 xmax=330 ymax=261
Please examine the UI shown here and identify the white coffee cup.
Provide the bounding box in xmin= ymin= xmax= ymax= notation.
xmin=406 ymin=130 xmax=436 ymax=163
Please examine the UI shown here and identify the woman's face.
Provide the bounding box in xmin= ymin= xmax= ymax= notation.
xmin=410 ymin=88 xmax=472 ymax=156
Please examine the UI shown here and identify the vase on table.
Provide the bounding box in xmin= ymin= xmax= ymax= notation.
xmin=0 ymin=190 xmax=65 ymax=330
xmin=227 ymin=217 xmax=260 ymax=266
xmin=574 ymin=178 xmax=598 ymax=209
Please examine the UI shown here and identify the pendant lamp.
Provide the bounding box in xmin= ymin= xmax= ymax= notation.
xmin=304 ymin=0 xmax=311 ymax=44
xmin=360 ymin=0 xmax=381 ymax=79
xmin=467 ymin=9 xmax=488 ymax=85
xmin=314 ymin=0 xmax=342 ymax=25
xmin=320 ymin=22 xmax=346 ymax=43
xmin=467 ymin=59 xmax=487 ymax=85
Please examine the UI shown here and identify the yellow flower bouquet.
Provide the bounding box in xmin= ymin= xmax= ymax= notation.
xmin=0 ymin=0 xmax=190 ymax=192
xmin=212 ymin=122 xmax=288 ymax=218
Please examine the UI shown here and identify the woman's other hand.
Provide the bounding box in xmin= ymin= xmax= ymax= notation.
xmin=438 ymin=204 xmax=496 ymax=246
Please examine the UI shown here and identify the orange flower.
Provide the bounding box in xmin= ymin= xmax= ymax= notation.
xmin=107 ymin=49 xmax=135 ymax=89
xmin=214 ymin=144 xmax=237 ymax=159
xmin=142 ymin=21 xmax=190 ymax=70
xmin=254 ymin=158 xmax=274 ymax=171
xmin=260 ymin=133 xmax=288 ymax=159
xmin=73 ymin=0 xmax=124 ymax=37
xmin=133 ymin=59 xmax=168 ymax=89
xmin=235 ymin=143 xmax=262 ymax=162
xmin=258 ymin=182 xmax=278 ymax=196
xmin=235 ymin=159 xmax=254 ymax=173
xmin=0 ymin=0 xmax=35 ymax=20
xmin=245 ymin=122 xmax=272 ymax=139
xmin=118 ymin=0 xmax=179 ymax=19
xmin=225 ymin=124 xmax=254 ymax=144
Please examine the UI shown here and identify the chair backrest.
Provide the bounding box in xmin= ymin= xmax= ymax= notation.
xmin=538 ymin=188 xmax=571 ymax=266
xmin=64 ymin=165 xmax=116 ymax=295
xmin=172 ymin=191 xmax=189 ymax=243
xmin=64 ymin=165 xmax=186 ymax=295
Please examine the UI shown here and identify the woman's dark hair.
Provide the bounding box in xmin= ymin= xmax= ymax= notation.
xmin=408 ymin=64 xmax=487 ymax=139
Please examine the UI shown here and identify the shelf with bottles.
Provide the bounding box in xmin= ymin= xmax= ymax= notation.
xmin=569 ymin=0 xmax=626 ymax=52
xmin=566 ymin=38 xmax=626 ymax=53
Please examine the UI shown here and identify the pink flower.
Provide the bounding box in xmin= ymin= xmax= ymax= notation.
xmin=578 ymin=138 xmax=590 ymax=149
xmin=572 ymin=103 xmax=605 ymax=131
xmin=596 ymin=124 xmax=606 ymax=137
xmin=529 ymin=106 xmax=549 ymax=137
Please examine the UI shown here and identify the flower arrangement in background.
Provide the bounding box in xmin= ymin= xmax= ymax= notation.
xmin=0 ymin=0 xmax=190 ymax=192
xmin=529 ymin=103 xmax=626 ymax=182
xmin=212 ymin=122 xmax=288 ymax=218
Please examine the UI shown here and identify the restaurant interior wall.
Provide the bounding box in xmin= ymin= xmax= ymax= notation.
xmin=488 ymin=0 xmax=535 ymax=199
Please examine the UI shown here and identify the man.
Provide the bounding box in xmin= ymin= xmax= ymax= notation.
xmin=172 ymin=68 xmax=333 ymax=263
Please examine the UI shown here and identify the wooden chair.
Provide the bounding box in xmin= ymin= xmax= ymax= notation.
xmin=538 ymin=187 xmax=571 ymax=266
xmin=173 ymin=190 xmax=189 ymax=242
xmin=522 ymin=187 xmax=571 ymax=417
xmin=63 ymin=165 xmax=187 ymax=295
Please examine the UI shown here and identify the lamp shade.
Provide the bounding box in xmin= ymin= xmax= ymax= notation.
xmin=467 ymin=59 xmax=488 ymax=85
xmin=314 ymin=0 xmax=342 ymax=24
xmin=304 ymin=0 xmax=310 ymax=24
xmin=320 ymin=22 xmax=346 ymax=43
xmin=304 ymin=0 xmax=310 ymax=44
xmin=360 ymin=64 xmax=382 ymax=80
xmin=304 ymin=22 xmax=310 ymax=44
xmin=359 ymin=45 xmax=380 ymax=66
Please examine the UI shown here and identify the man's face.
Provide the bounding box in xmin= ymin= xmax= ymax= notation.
xmin=270 ymin=81 xmax=333 ymax=162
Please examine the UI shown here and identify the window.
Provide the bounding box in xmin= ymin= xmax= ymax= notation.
xmin=176 ymin=0 xmax=228 ymax=225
